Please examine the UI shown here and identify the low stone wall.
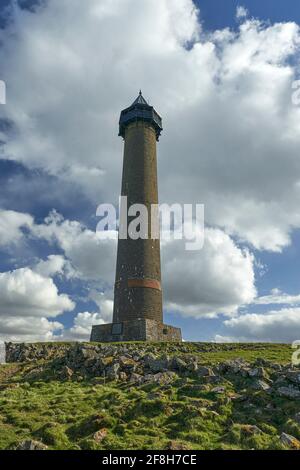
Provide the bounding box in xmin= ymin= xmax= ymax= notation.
xmin=4 ymin=342 xmax=299 ymax=399
xmin=5 ymin=342 xmax=73 ymax=363
xmin=5 ymin=341 xmax=278 ymax=364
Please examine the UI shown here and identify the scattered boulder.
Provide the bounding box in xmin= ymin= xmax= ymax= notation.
xmin=143 ymin=371 xmax=177 ymax=385
xmin=211 ymin=386 xmax=225 ymax=394
xmin=15 ymin=440 xmax=48 ymax=450
xmin=240 ymin=425 xmax=262 ymax=436
xmin=277 ymin=386 xmax=300 ymax=399
xmin=219 ymin=359 xmax=250 ymax=375
xmin=280 ymin=432 xmax=300 ymax=449
xmin=144 ymin=354 xmax=170 ymax=373
xmin=251 ymin=380 xmax=271 ymax=392
xmin=93 ymin=428 xmax=108 ymax=443
xmin=129 ymin=373 xmax=143 ymax=384
xmin=59 ymin=366 xmax=74 ymax=381
xmin=196 ymin=366 xmax=214 ymax=378
xmin=286 ymin=370 xmax=300 ymax=385
xmin=248 ymin=367 xmax=268 ymax=380
xmin=105 ymin=363 xmax=120 ymax=380
xmin=166 ymin=440 xmax=190 ymax=450
xmin=171 ymin=357 xmax=187 ymax=372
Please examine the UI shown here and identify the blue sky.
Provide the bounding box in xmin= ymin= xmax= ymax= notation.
xmin=1 ymin=0 xmax=300 ymax=343
xmin=197 ymin=0 xmax=300 ymax=31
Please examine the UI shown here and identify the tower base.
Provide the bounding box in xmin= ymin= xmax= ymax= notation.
xmin=90 ymin=319 xmax=182 ymax=343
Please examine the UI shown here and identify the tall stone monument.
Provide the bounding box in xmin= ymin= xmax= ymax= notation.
xmin=90 ymin=92 xmax=182 ymax=342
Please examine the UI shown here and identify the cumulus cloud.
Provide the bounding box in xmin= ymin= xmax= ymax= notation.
xmin=64 ymin=293 xmax=114 ymax=341
xmin=216 ymin=307 xmax=300 ymax=343
xmin=0 ymin=267 xmax=74 ymax=317
xmin=0 ymin=266 xmax=74 ymax=342
xmin=254 ymin=288 xmax=300 ymax=306
xmin=0 ymin=316 xmax=63 ymax=343
xmin=0 ymin=1 xmax=300 ymax=252
xmin=32 ymin=210 xmax=117 ymax=282
xmin=66 ymin=312 xmax=105 ymax=341
xmin=162 ymin=228 xmax=256 ymax=318
xmin=236 ymin=6 xmax=248 ymax=20
xmin=33 ymin=254 xmax=75 ymax=279
xmin=0 ymin=209 xmax=33 ymax=246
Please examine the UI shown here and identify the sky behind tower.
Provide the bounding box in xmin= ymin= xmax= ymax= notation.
xmin=0 ymin=0 xmax=300 ymax=343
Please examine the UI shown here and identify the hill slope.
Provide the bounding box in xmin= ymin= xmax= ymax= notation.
xmin=0 ymin=342 xmax=300 ymax=450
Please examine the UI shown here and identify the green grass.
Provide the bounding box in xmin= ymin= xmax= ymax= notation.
xmin=0 ymin=343 xmax=297 ymax=450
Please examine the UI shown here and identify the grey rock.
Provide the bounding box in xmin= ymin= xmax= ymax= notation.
xmin=220 ymin=359 xmax=250 ymax=375
xmin=280 ymin=432 xmax=300 ymax=448
xmin=242 ymin=425 xmax=263 ymax=435
xmin=15 ymin=440 xmax=48 ymax=450
xmin=277 ymin=386 xmax=300 ymax=399
xmin=196 ymin=366 xmax=214 ymax=377
xmin=248 ymin=367 xmax=268 ymax=379
xmin=129 ymin=372 xmax=143 ymax=383
xmin=294 ymin=412 xmax=300 ymax=424
xmin=93 ymin=428 xmax=108 ymax=443
xmin=105 ymin=363 xmax=120 ymax=380
xmin=171 ymin=357 xmax=187 ymax=372
xmin=211 ymin=386 xmax=225 ymax=394
xmin=144 ymin=354 xmax=170 ymax=372
xmin=59 ymin=365 xmax=74 ymax=380
xmin=251 ymin=380 xmax=271 ymax=392
xmin=285 ymin=370 xmax=300 ymax=385
xmin=187 ymin=361 xmax=198 ymax=372
xmin=144 ymin=371 xmax=177 ymax=385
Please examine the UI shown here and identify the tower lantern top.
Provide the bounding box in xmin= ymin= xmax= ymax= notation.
xmin=118 ymin=91 xmax=163 ymax=141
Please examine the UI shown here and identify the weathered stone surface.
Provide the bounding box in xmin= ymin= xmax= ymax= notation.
xmin=15 ymin=440 xmax=48 ymax=450
xmin=277 ymin=386 xmax=300 ymax=399
xmin=91 ymin=319 xmax=182 ymax=343
xmin=240 ymin=425 xmax=262 ymax=436
xmin=286 ymin=370 xmax=300 ymax=385
xmin=59 ymin=366 xmax=74 ymax=380
xmin=251 ymin=380 xmax=271 ymax=392
xmin=143 ymin=371 xmax=177 ymax=385
xmin=248 ymin=367 xmax=268 ymax=379
xmin=219 ymin=359 xmax=250 ymax=375
xmin=93 ymin=428 xmax=108 ymax=443
xmin=144 ymin=353 xmax=170 ymax=372
xmin=171 ymin=357 xmax=187 ymax=372
xmin=212 ymin=386 xmax=225 ymax=394
xmin=280 ymin=432 xmax=300 ymax=449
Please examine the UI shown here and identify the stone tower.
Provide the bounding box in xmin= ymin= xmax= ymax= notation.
xmin=90 ymin=92 xmax=182 ymax=342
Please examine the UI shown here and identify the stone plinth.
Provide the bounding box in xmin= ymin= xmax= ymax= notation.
xmin=90 ymin=319 xmax=182 ymax=343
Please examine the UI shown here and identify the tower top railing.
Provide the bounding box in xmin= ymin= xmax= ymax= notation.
xmin=119 ymin=92 xmax=163 ymax=141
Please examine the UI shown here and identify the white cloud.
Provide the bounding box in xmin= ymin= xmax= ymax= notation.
xmin=32 ymin=210 xmax=117 ymax=282
xmin=67 ymin=311 xmax=105 ymax=341
xmin=0 ymin=210 xmax=33 ymax=246
xmin=216 ymin=307 xmax=300 ymax=343
xmin=0 ymin=208 xmax=256 ymax=321
xmin=1 ymin=1 xmax=300 ymax=252
xmin=163 ymin=228 xmax=256 ymax=318
xmin=34 ymin=254 xmax=75 ymax=279
xmin=0 ymin=316 xmax=63 ymax=343
xmin=0 ymin=266 xmax=74 ymax=342
xmin=0 ymin=267 xmax=74 ymax=317
xmin=64 ymin=293 xmax=113 ymax=341
xmin=236 ymin=6 xmax=249 ymax=20
xmin=254 ymin=289 xmax=300 ymax=306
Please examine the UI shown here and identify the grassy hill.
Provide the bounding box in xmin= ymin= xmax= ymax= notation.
xmin=0 ymin=342 xmax=300 ymax=450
